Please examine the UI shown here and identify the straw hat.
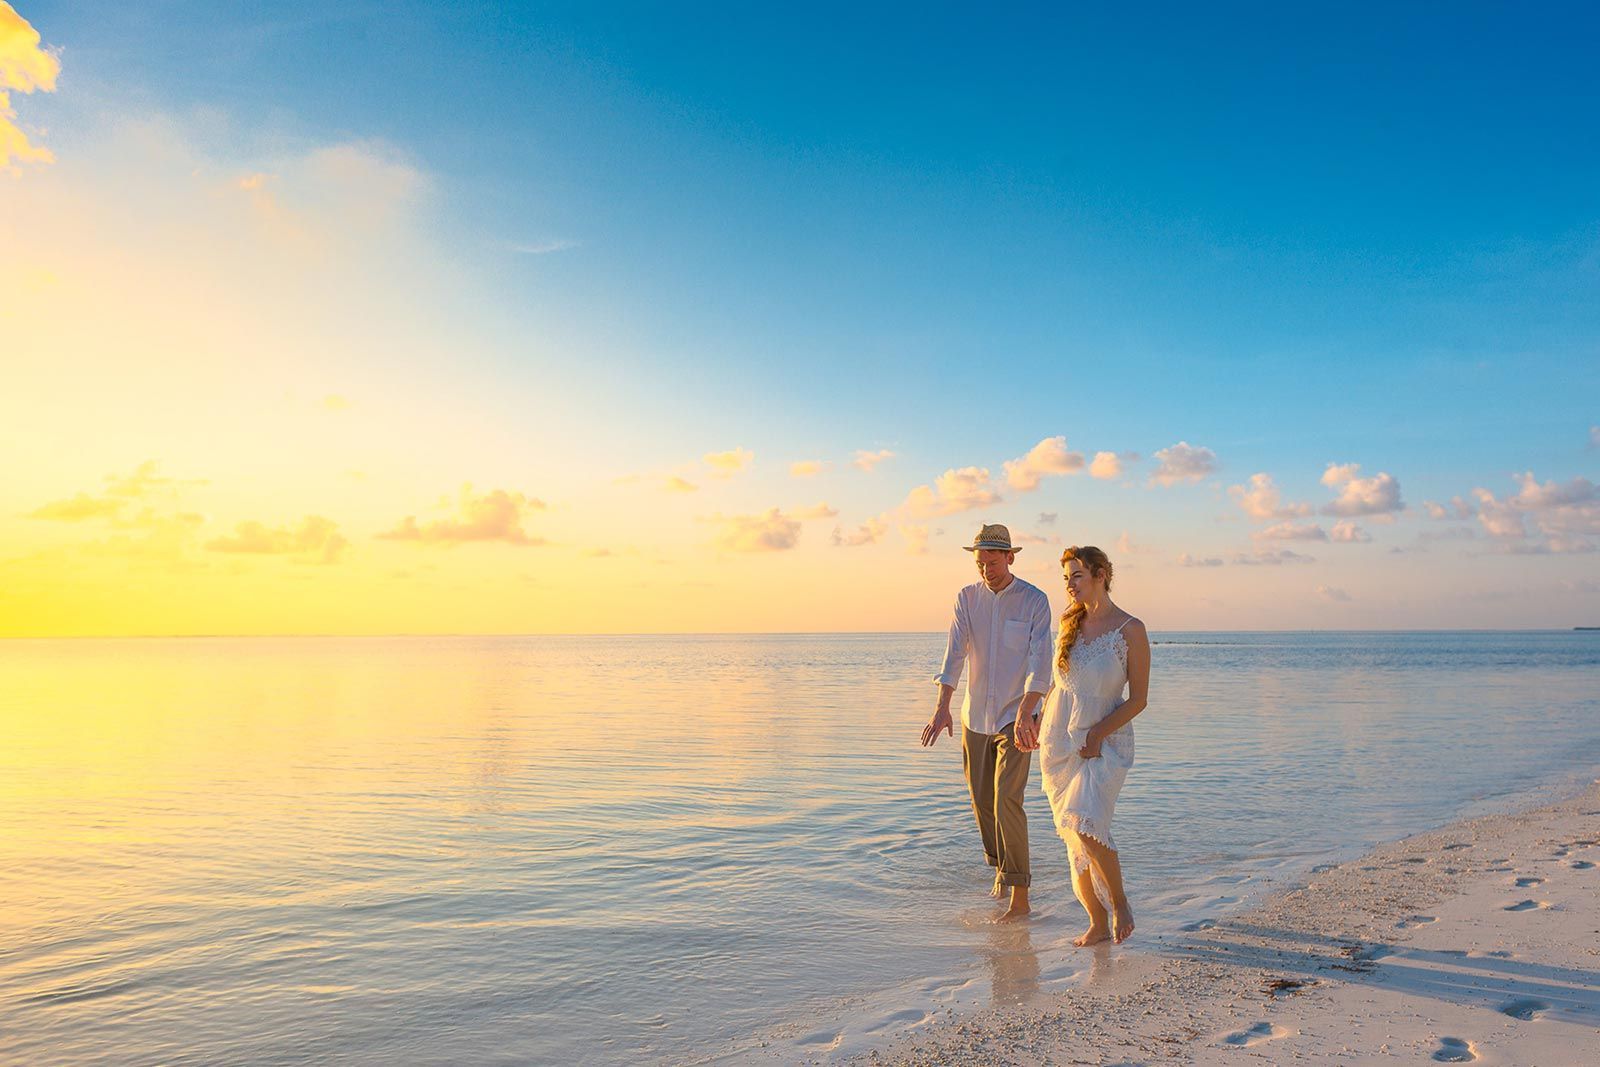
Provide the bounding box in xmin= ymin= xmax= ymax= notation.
xmin=963 ymin=523 xmax=1020 ymax=553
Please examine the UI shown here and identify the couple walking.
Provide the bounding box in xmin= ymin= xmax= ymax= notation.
xmin=921 ymin=524 xmax=1150 ymax=945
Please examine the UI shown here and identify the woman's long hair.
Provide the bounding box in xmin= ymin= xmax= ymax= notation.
xmin=1056 ymin=545 xmax=1114 ymax=675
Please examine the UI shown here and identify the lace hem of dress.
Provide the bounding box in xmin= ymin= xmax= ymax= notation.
xmin=1057 ymin=811 xmax=1116 ymax=870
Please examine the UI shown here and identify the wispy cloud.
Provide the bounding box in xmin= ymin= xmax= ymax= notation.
xmin=1233 ymin=549 xmax=1316 ymax=565
xmin=1316 ymin=584 xmax=1353 ymax=602
xmin=1003 ymin=436 xmax=1085 ymax=491
xmin=833 ymin=516 xmax=888 ymax=547
xmin=511 ymin=238 xmax=578 ymax=255
xmin=663 ymin=476 xmax=698 ymax=493
xmin=704 ymin=447 xmax=754 ymax=479
xmin=0 ymin=2 xmax=59 ymax=174
xmin=1150 ymin=442 xmax=1217 ymax=487
xmin=789 ymin=460 xmax=827 ymax=478
xmin=708 ymin=508 xmax=801 ymax=552
xmin=792 ymin=502 xmax=839 ymax=520
xmin=207 ymin=515 xmax=348 ymax=564
xmin=852 ymin=449 xmax=895 ymax=472
xmin=1177 ymin=552 xmax=1224 ymax=567
xmin=28 ymin=493 xmax=125 ymax=521
xmin=1253 ymin=521 xmax=1328 ymax=542
xmin=378 ymin=486 xmax=548 ymax=546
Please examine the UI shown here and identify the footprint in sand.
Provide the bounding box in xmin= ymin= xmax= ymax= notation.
xmin=1443 ymin=843 xmax=1470 ymax=851
xmin=1497 ymin=998 xmax=1549 ymax=1021
xmin=1432 ymin=1036 xmax=1478 ymax=1062
xmin=1503 ymin=899 xmax=1550 ymax=912
xmin=1571 ymin=860 xmax=1595 ymax=870
xmin=1221 ymin=1021 xmax=1290 ymax=1047
xmin=1514 ymin=876 xmax=1545 ymax=888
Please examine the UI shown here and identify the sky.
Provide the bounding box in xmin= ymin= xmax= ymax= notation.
xmin=1 ymin=1 xmax=1597 ymax=636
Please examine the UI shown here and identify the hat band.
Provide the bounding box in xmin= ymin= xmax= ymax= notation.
xmin=973 ymin=539 xmax=1013 ymax=549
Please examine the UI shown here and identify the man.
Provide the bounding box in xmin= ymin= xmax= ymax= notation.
xmin=921 ymin=523 xmax=1053 ymax=921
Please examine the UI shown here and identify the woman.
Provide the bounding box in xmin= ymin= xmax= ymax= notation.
xmin=1038 ymin=545 xmax=1150 ymax=946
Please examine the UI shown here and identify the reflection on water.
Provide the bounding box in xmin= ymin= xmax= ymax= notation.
xmin=1 ymin=633 xmax=1597 ymax=1064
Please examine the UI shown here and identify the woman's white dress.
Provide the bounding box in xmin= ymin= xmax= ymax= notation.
xmin=1039 ymin=620 xmax=1134 ymax=886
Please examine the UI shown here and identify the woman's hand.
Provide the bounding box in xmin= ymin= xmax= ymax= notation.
xmin=1077 ymin=727 xmax=1103 ymax=759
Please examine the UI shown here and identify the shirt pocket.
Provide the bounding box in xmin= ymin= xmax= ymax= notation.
xmin=1002 ymin=618 xmax=1030 ymax=652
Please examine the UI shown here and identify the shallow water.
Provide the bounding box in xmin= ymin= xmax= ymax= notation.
xmin=1 ymin=632 xmax=1597 ymax=1064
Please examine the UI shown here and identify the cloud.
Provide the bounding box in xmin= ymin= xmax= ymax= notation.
xmin=899 ymin=522 xmax=931 ymax=555
xmin=789 ymin=460 xmax=826 ymax=478
xmin=1316 ymin=584 xmax=1353 ymax=602
xmin=1471 ymin=472 xmax=1599 ymax=552
xmin=28 ymin=492 xmax=125 ymax=521
xmin=1177 ymin=553 xmax=1224 ymax=568
xmin=378 ymin=486 xmax=548 ymax=546
xmin=1150 ymin=442 xmax=1217 ymax=487
xmin=852 ymin=449 xmax=895 ymax=472
xmin=1423 ymin=496 xmax=1475 ymax=521
xmin=1590 ymin=425 xmax=1599 ymax=448
xmin=1003 ymin=436 xmax=1085 ymax=491
xmin=511 ymin=239 xmax=577 ymax=255
xmin=1089 ymin=451 xmax=1123 ymax=480
xmin=903 ymin=466 xmax=1003 ymax=518
xmin=663 ymin=476 xmax=698 ymax=493
xmin=709 ymin=508 xmax=801 ymax=552
xmin=206 ymin=515 xmax=348 ymax=564
xmin=792 ymin=502 xmax=839 ymax=520
xmin=1228 ymin=473 xmax=1313 ymax=521
xmin=704 ymin=447 xmax=753 ymax=478
xmin=1254 ymin=521 xmax=1328 ymax=542
xmin=0 ymin=2 xmax=59 ymax=174
xmin=1320 ymin=463 xmax=1405 ymax=517
xmin=1233 ymin=549 xmax=1316 ymax=565
xmin=1038 ymin=512 xmax=1058 ymax=526
xmin=833 ymin=516 xmax=888 ymax=547
xmin=1329 ymin=521 xmax=1371 ymax=543
xmin=322 ymin=394 xmax=351 ymax=411
xmin=1115 ymin=531 xmax=1146 ymax=555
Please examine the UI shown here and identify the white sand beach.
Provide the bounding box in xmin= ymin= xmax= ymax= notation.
xmin=859 ymin=780 xmax=1600 ymax=1065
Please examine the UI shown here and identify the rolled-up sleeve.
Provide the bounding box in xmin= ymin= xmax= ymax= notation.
xmin=1023 ymin=593 xmax=1053 ymax=696
xmin=933 ymin=595 xmax=967 ymax=688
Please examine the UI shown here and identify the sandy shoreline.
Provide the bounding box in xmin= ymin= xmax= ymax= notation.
xmin=838 ymin=779 xmax=1600 ymax=1065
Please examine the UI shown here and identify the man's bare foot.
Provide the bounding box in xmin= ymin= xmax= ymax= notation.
xmin=997 ymin=902 xmax=1031 ymax=923
xmin=1112 ymin=903 xmax=1135 ymax=944
xmin=1073 ymin=924 xmax=1110 ymax=947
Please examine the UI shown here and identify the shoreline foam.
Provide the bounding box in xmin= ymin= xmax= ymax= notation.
xmin=839 ymin=778 xmax=1600 ymax=1065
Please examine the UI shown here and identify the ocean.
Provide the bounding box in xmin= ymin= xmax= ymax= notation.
xmin=2 ymin=632 xmax=1597 ymax=1064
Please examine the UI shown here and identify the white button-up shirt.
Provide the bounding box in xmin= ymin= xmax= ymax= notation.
xmin=934 ymin=576 xmax=1054 ymax=734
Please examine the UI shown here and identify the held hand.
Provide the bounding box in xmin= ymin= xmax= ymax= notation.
xmin=1012 ymin=713 xmax=1040 ymax=751
xmin=921 ymin=707 xmax=954 ymax=747
xmin=1077 ymin=728 xmax=1103 ymax=760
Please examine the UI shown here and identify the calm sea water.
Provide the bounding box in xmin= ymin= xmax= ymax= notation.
xmin=2 ymin=632 xmax=1598 ymax=1065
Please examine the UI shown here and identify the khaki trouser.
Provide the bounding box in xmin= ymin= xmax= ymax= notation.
xmin=962 ymin=722 xmax=1031 ymax=888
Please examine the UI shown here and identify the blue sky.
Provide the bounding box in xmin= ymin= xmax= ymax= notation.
xmin=5 ymin=2 xmax=1598 ymax=631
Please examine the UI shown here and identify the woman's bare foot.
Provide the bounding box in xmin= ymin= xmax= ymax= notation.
xmin=1112 ymin=902 xmax=1135 ymax=943
xmin=1072 ymin=924 xmax=1110 ymax=947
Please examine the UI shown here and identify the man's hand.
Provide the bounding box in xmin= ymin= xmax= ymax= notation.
xmin=1013 ymin=713 xmax=1040 ymax=751
xmin=921 ymin=706 xmax=954 ymax=747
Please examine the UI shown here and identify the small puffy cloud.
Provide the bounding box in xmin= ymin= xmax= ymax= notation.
xmin=704 ymin=447 xmax=754 ymax=478
xmin=833 ymin=516 xmax=888 ymax=547
xmin=0 ymin=2 xmax=60 ymax=174
xmin=1254 ymin=521 xmax=1328 ymax=542
xmin=322 ymin=394 xmax=351 ymax=411
xmin=1233 ymin=549 xmax=1316 ymax=565
xmin=378 ymin=486 xmax=547 ymax=546
xmin=1003 ymin=436 xmax=1085 ymax=491
xmin=709 ymin=508 xmax=801 ymax=552
xmin=1320 ymin=463 xmax=1405 ymax=517
xmin=1329 ymin=521 xmax=1371 ymax=543
xmin=852 ymin=449 xmax=895 ymax=472
xmin=1228 ymin=473 xmax=1313 ymax=521
xmin=663 ymin=476 xmax=698 ymax=493
xmin=104 ymin=460 xmax=182 ymax=498
xmin=206 ymin=515 xmax=348 ymax=564
xmin=1115 ymin=531 xmax=1146 ymax=555
xmin=1038 ymin=512 xmax=1058 ymax=526
xmin=792 ymin=502 xmax=839 ymax=520
xmin=899 ymin=522 xmax=931 ymax=555
xmin=1316 ymin=585 xmax=1353 ymax=602
xmin=1150 ymin=442 xmax=1217 ymax=487
xmin=1590 ymin=425 xmax=1599 ymax=448
xmin=789 ymin=460 xmax=827 ymax=478
xmin=1089 ymin=451 xmax=1123 ymax=480
xmin=1177 ymin=553 xmax=1223 ymax=568
xmin=903 ymin=466 xmax=1002 ymax=518
xmin=1424 ymin=496 xmax=1475 ymax=521
xmin=28 ymin=492 xmax=125 ymax=521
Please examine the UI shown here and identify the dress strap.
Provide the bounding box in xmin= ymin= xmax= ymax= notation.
xmin=1112 ymin=617 xmax=1133 ymax=635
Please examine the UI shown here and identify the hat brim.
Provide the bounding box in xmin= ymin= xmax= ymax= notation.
xmin=963 ymin=542 xmax=1020 ymax=553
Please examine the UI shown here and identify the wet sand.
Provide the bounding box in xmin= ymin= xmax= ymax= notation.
xmin=859 ymin=780 xmax=1600 ymax=1065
